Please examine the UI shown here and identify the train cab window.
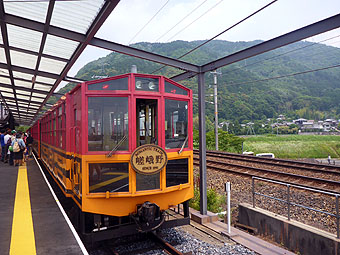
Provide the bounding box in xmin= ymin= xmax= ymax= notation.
xmin=88 ymin=97 xmax=129 ymax=151
xmin=135 ymin=77 xmax=159 ymax=92
xmin=88 ymin=77 xmax=128 ymax=91
xmin=136 ymin=173 xmax=160 ymax=191
xmin=89 ymin=163 xmax=129 ymax=193
xmin=165 ymin=100 xmax=188 ymax=149
xmin=166 ymin=158 xmax=189 ymax=187
xmin=164 ymin=81 xmax=188 ymax=95
xmin=136 ymin=99 xmax=158 ymax=146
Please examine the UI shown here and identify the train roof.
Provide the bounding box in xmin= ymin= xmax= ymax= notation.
xmin=31 ymin=73 xmax=191 ymax=127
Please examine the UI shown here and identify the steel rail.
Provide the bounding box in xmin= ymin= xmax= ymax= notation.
xmin=148 ymin=232 xmax=192 ymax=255
xmin=193 ymin=158 xmax=340 ymax=194
xmin=194 ymin=149 xmax=340 ymax=172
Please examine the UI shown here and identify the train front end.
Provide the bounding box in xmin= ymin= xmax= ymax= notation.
xmin=74 ymin=73 xmax=193 ymax=239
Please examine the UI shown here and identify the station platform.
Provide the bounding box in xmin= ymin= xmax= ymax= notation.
xmin=0 ymin=158 xmax=85 ymax=255
xmin=189 ymin=208 xmax=295 ymax=255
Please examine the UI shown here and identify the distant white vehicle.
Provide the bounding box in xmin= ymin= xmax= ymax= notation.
xmin=243 ymin=151 xmax=254 ymax=155
xmin=256 ymin=153 xmax=275 ymax=158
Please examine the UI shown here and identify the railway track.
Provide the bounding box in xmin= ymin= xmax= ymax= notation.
xmin=149 ymin=232 xmax=192 ymax=255
xmin=194 ymin=150 xmax=340 ymax=194
xmin=91 ymin=230 xmax=191 ymax=255
xmin=194 ymin=149 xmax=340 ymax=172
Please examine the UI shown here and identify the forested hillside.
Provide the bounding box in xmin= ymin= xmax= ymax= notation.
xmin=52 ymin=40 xmax=340 ymax=125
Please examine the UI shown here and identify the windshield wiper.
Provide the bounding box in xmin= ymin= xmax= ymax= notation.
xmin=107 ymin=135 xmax=127 ymax=157
xmin=178 ymin=136 xmax=188 ymax=155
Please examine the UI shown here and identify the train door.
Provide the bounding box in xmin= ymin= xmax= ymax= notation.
xmin=136 ymin=98 xmax=158 ymax=146
xmin=70 ymin=107 xmax=81 ymax=196
xmin=135 ymin=98 xmax=160 ymax=191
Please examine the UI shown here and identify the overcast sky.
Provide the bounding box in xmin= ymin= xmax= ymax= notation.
xmin=65 ymin=0 xmax=340 ymax=84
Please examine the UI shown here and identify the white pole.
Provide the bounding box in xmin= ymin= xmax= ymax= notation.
xmin=211 ymin=70 xmax=219 ymax=150
xmin=226 ymin=182 xmax=231 ymax=234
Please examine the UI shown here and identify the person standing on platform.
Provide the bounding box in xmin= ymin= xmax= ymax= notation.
xmin=9 ymin=130 xmax=16 ymax=166
xmin=11 ymin=132 xmax=26 ymax=166
xmin=3 ymin=130 xmax=11 ymax=163
xmin=26 ymin=132 xmax=33 ymax=158
xmin=0 ymin=130 xmax=5 ymax=162
xmin=328 ymin=154 xmax=331 ymax=164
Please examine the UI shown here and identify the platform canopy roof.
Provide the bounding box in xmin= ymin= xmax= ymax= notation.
xmin=0 ymin=0 xmax=119 ymax=126
xmin=0 ymin=0 xmax=340 ymax=127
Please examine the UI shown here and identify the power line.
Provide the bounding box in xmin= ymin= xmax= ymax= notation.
xmin=165 ymin=0 xmax=224 ymax=42
xmin=227 ymin=63 xmax=340 ymax=87
xmin=155 ymin=0 xmax=209 ymax=42
xmin=166 ymin=0 xmax=224 ymax=42
xmin=179 ymin=0 xmax=278 ymax=59
xmin=222 ymin=34 xmax=340 ymax=76
xmin=128 ymin=0 xmax=170 ymax=45
xmin=152 ymin=0 xmax=277 ymax=74
xmin=226 ymin=38 xmax=340 ymax=85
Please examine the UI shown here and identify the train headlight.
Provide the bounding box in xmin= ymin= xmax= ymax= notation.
xmin=136 ymin=80 xmax=142 ymax=89
xmin=148 ymin=81 xmax=156 ymax=90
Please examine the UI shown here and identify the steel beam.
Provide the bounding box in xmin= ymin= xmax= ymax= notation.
xmin=27 ymin=0 xmax=56 ymax=116
xmin=0 ymin=67 xmax=79 ymax=87
xmin=2 ymin=95 xmax=43 ymax=105
xmin=4 ymin=13 xmax=85 ymax=42
xmin=90 ymin=38 xmax=199 ymax=72
xmin=10 ymin=110 xmax=35 ymax=116
xmin=202 ymin=13 xmax=340 ymax=72
xmin=171 ymin=71 xmax=198 ymax=82
xmin=4 ymin=13 xmax=199 ymax=73
xmin=0 ymin=92 xmax=11 ymax=117
xmin=198 ymin=72 xmax=207 ymax=215
xmin=0 ymin=44 xmax=68 ymax=63
xmin=0 ymin=2 xmax=20 ymax=118
xmin=0 ymin=63 xmax=60 ymax=80
xmin=0 ymin=74 xmax=55 ymax=87
xmin=0 ymin=82 xmax=51 ymax=95
xmin=171 ymin=13 xmax=340 ymax=82
xmin=64 ymin=76 xmax=87 ymax=83
xmin=31 ymin=0 xmax=121 ymax=123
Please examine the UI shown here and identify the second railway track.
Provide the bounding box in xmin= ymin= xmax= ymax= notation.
xmin=194 ymin=150 xmax=340 ymax=194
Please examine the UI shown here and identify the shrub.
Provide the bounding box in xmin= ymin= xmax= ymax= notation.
xmin=193 ymin=129 xmax=244 ymax=152
xmin=189 ymin=187 xmax=225 ymax=213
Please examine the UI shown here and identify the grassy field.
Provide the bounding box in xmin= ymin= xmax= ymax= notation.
xmin=243 ymin=135 xmax=340 ymax=159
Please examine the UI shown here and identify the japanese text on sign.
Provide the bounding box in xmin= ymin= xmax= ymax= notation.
xmin=130 ymin=144 xmax=168 ymax=175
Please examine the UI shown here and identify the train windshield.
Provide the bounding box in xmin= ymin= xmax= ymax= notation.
xmin=165 ymin=99 xmax=188 ymax=149
xmin=88 ymin=97 xmax=129 ymax=151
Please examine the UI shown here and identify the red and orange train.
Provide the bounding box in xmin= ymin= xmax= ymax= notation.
xmin=29 ymin=73 xmax=193 ymax=241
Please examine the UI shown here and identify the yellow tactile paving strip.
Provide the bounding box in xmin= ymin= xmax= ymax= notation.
xmin=10 ymin=163 xmax=36 ymax=255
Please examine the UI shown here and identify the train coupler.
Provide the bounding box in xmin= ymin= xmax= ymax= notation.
xmin=131 ymin=201 xmax=165 ymax=233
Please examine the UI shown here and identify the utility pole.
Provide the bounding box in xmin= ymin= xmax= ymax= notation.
xmin=211 ymin=70 xmax=220 ymax=150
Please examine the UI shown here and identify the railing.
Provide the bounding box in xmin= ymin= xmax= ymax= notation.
xmin=252 ymin=176 xmax=340 ymax=238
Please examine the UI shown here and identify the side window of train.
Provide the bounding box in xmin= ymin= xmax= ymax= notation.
xmin=73 ymin=109 xmax=78 ymax=151
xmin=88 ymin=97 xmax=129 ymax=151
xmin=136 ymin=99 xmax=158 ymax=146
xmin=164 ymin=100 xmax=188 ymax=149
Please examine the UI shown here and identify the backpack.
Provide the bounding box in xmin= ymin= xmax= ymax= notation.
xmin=13 ymin=139 xmax=20 ymax=153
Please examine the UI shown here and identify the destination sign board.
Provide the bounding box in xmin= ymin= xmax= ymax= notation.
xmin=130 ymin=144 xmax=168 ymax=175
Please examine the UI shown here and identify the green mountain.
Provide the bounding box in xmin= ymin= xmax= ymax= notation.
xmin=54 ymin=40 xmax=340 ymax=124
